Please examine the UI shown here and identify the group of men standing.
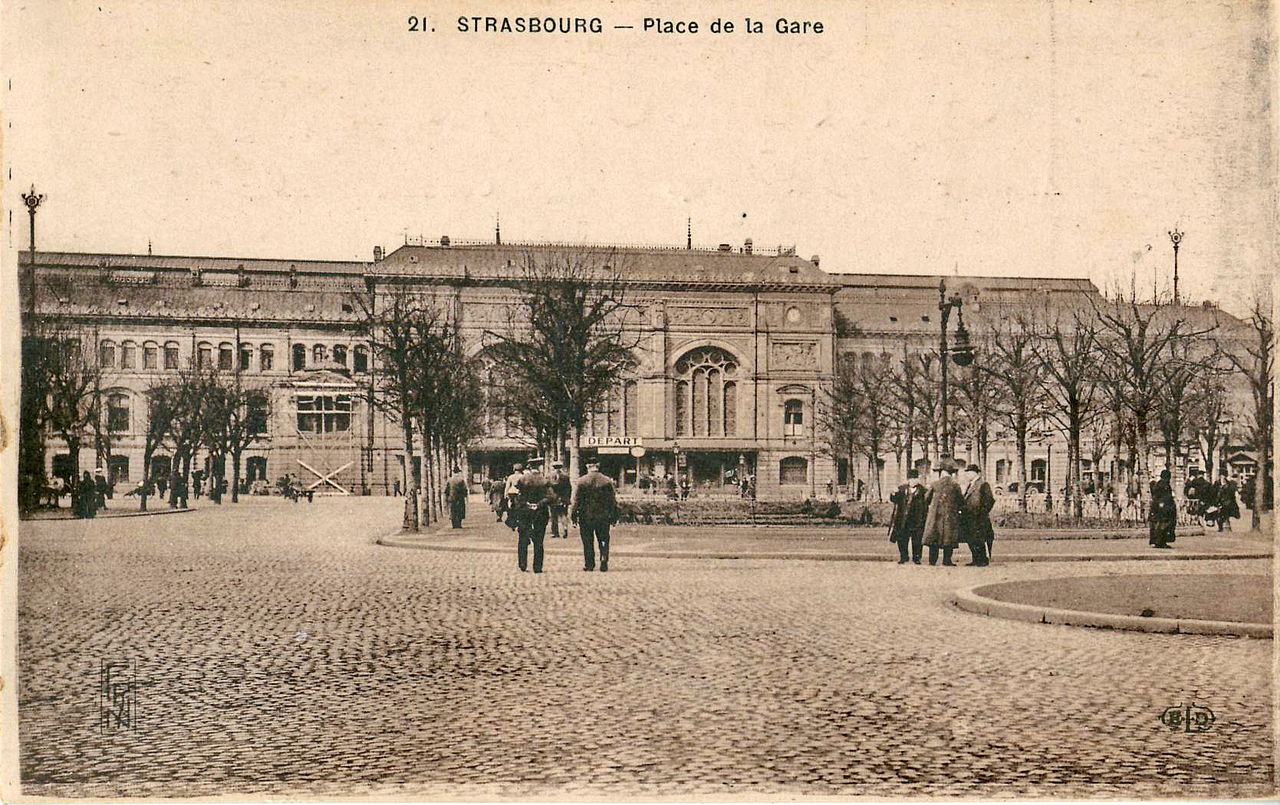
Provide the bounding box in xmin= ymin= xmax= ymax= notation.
xmin=455 ymin=458 xmax=620 ymax=574
xmin=888 ymin=457 xmax=995 ymax=567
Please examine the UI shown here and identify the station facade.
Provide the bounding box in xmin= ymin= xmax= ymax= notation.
xmin=21 ymin=236 xmax=1239 ymax=501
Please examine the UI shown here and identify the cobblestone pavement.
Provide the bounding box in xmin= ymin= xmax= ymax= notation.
xmin=18 ymin=497 xmax=1274 ymax=799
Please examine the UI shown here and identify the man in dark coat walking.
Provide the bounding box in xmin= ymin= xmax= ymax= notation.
xmin=922 ymin=457 xmax=963 ymax=566
xmin=548 ymin=460 xmax=572 ymax=538
xmin=1149 ymin=469 xmax=1177 ymax=548
xmin=960 ymin=463 xmax=995 ymax=566
xmin=888 ymin=470 xmax=929 ymax=564
xmin=514 ymin=464 xmax=553 ymax=573
xmin=1183 ymin=468 xmax=1210 ymax=520
xmin=571 ymin=459 xmax=619 ymax=572
xmin=445 ymin=466 xmax=468 ymax=529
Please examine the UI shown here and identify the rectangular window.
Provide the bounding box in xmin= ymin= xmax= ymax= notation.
xmin=218 ymin=346 xmax=233 ymax=371
xmin=143 ymin=345 xmax=158 ymax=369
xmin=99 ymin=344 xmax=115 ymax=368
xmin=164 ymin=345 xmax=180 ymax=370
xmin=120 ymin=344 xmax=136 ymax=370
xmin=198 ymin=346 xmax=212 ymax=368
xmin=259 ymin=346 xmax=274 ymax=371
xmin=296 ymin=394 xmax=352 ymax=433
xmin=239 ymin=346 xmax=252 ymax=371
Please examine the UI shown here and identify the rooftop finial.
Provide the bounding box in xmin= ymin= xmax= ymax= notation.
xmin=148 ymin=239 xmax=153 ymax=256
xmin=686 ymin=217 xmax=692 ymax=250
xmin=496 ymin=212 xmax=501 ymax=245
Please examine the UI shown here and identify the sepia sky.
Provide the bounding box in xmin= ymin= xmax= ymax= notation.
xmin=2 ymin=0 xmax=1274 ymax=310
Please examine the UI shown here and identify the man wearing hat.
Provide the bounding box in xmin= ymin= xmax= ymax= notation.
xmin=571 ymin=459 xmax=619 ymax=572
xmin=444 ymin=465 xmax=469 ymax=529
xmin=922 ymin=456 xmax=963 ymax=566
xmin=888 ymin=469 xmax=929 ymax=564
xmin=960 ymin=463 xmax=994 ymax=566
xmin=514 ymin=461 xmax=554 ymax=572
xmin=93 ymin=467 xmax=110 ymax=512
xmin=548 ymin=460 xmax=572 ymax=538
xmin=501 ymin=462 xmax=525 ymax=530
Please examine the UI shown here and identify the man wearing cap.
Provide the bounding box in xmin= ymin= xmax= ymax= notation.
xmin=888 ymin=469 xmax=929 ymax=564
xmin=922 ymin=456 xmax=963 ymax=566
xmin=444 ymin=465 xmax=469 ymax=529
xmin=571 ymin=459 xmax=619 ymax=572
xmin=548 ymin=460 xmax=572 ymax=538
xmin=960 ymin=463 xmax=994 ymax=566
xmin=514 ymin=461 xmax=554 ymax=572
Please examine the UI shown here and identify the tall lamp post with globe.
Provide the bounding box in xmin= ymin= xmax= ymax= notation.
xmin=21 ymin=185 xmax=44 ymax=317
xmin=938 ymin=279 xmax=975 ymax=458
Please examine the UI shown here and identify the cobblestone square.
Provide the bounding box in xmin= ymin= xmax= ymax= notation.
xmin=17 ymin=497 xmax=1274 ymax=799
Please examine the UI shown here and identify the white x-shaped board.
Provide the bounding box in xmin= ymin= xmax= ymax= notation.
xmin=297 ymin=459 xmax=352 ymax=495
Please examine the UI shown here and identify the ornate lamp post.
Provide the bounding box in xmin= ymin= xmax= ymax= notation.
xmin=938 ymin=279 xmax=975 ymax=457
xmin=1168 ymin=228 xmax=1184 ymax=305
xmin=21 ymin=185 xmax=44 ymax=317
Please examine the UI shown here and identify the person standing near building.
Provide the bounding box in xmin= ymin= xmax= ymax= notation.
xmin=514 ymin=463 xmax=553 ymax=573
xmin=549 ymin=460 xmax=572 ymax=538
xmin=888 ymin=470 xmax=929 ymax=564
xmin=445 ymin=466 xmax=468 ymax=529
xmin=93 ymin=467 xmax=110 ymax=512
xmin=1184 ymin=468 xmax=1210 ymax=521
xmin=1214 ymin=476 xmax=1241 ymax=532
xmin=76 ymin=471 xmax=97 ymax=519
xmin=502 ymin=462 xmax=525 ymax=530
xmin=922 ymin=457 xmax=963 ymax=566
xmin=572 ymin=459 xmax=619 ymax=572
xmin=1149 ymin=469 xmax=1177 ymax=549
xmin=960 ymin=463 xmax=994 ymax=566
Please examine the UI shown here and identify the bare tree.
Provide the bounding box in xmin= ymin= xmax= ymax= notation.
xmin=820 ymin=354 xmax=900 ymax=501
xmin=1091 ymin=297 xmax=1216 ymax=506
xmin=138 ymin=380 xmax=178 ymax=512
xmin=980 ymin=314 xmax=1047 ymax=512
xmin=1032 ymin=306 xmax=1103 ymax=518
xmin=1221 ymin=292 xmax=1274 ymax=529
xmin=39 ymin=328 xmax=103 ymax=489
xmin=486 ymin=249 xmax=640 ymax=479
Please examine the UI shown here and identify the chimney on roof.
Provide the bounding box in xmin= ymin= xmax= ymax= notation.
xmin=237 ymin=264 xmax=249 ymax=288
xmin=190 ymin=267 xmax=203 ymax=287
xmin=718 ymin=243 xmax=732 ymax=252
xmin=495 ymin=214 xmax=501 ymax=245
xmin=373 ymin=246 xmax=384 ymax=262
xmin=744 ymin=238 xmax=753 ymax=255
xmin=441 ymin=235 xmax=451 ymax=247
xmin=810 ymin=255 xmax=820 ymax=268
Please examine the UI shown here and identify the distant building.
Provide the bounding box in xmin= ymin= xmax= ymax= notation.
xmin=19 ymin=236 xmax=1253 ymax=502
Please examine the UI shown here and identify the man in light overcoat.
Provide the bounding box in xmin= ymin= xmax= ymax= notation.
xmin=922 ymin=457 xmax=963 ymax=566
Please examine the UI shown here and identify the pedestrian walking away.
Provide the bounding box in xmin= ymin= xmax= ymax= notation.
xmin=888 ymin=470 xmax=928 ymax=564
xmin=959 ymin=463 xmax=994 ymax=566
xmin=549 ymin=460 xmax=572 ymax=538
xmin=445 ymin=466 xmax=468 ymax=529
xmin=922 ymin=456 xmax=963 ymax=566
xmin=572 ymin=458 xmax=619 ymax=572
xmin=502 ymin=462 xmax=525 ymax=530
xmin=514 ymin=463 xmax=553 ymax=572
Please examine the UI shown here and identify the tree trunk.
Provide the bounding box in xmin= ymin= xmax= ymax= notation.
xmin=1016 ymin=424 xmax=1028 ymax=513
xmin=1253 ymin=437 xmax=1269 ymax=531
xmin=140 ymin=446 xmax=154 ymax=512
xmin=401 ymin=416 xmax=419 ymax=531
xmin=231 ymin=449 xmax=242 ymax=503
xmin=569 ymin=422 xmax=582 ymax=480
xmin=1069 ymin=419 xmax=1083 ymax=519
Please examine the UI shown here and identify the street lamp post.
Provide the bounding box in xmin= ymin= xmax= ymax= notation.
xmin=1168 ymin=228 xmax=1183 ymax=306
xmin=21 ymin=185 xmax=44 ymax=317
xmin=937 ymin=279 xmax=974 ymax=457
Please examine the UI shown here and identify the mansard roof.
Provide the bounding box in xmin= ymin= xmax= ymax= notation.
xmin=369 ymin=243 xmax=837 ymax=290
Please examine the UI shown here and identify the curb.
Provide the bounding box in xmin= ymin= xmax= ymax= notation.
xmin=951 ymin=584 xmax=1273 ymax=638
xmin=376 ymin=535 xmax=1270 ymax=564
xmin=22 ymin=506 xmax=197 ymax=522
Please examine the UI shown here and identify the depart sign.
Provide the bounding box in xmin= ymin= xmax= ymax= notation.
xmin=582 ymin=436 xmax=643 ymax=448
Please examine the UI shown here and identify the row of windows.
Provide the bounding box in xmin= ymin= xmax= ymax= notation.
xmin=98 ymin=340 xmax=370 ymax=374
xmin=95 ymin=390 xmax=267 ymax=436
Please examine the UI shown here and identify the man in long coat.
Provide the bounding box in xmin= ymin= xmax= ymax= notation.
xmin=445 ymin=466 xmax=468 ymax=529
xmin=1149 ymin=469 xmax=1177 ymax=548
xmin=959 ymin=463 xmax=995 ymax=566
xmin=888 ymin=470 xmax=929 ymax=564
xmin=548 ymin=460 xmax=572 ymax=538
xmin=514 ymin=464 xmax=553 ymax=573
xmin=571 ymin=459 xmax=620 ymax=572
xmin=922 ymin=457 xmax=963 ymax=566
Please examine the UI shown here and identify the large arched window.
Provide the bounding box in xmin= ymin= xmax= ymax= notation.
xmin=587 ymin=378 xmax=640 ymax=438
xmin=673 ymin=347 xmax=739 ymax=437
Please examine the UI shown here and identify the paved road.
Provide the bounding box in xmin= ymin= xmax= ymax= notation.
xmin=18 ymin=498 xmax=1274 ymax=799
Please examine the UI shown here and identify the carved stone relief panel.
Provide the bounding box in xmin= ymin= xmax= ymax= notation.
xmin=666 ymin=306 xmax=750 ymax=328
xmin=770 ymin=340 xmax=819 ymax=370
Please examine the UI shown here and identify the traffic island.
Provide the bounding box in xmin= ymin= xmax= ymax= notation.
xmin=953 ymin=574 xmax=1273 ymax=638
xmin=22 ymin=506 xmax=196 ymax=521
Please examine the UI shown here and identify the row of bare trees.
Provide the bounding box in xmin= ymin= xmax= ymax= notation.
xmin=17 ymin=322 xmax=271 ymax=514
xmin=822 ymin=292 xmax=1273 ymax=526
